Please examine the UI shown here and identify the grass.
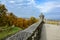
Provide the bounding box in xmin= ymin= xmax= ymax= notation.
xmin=0 ymin=26 xmax=23 ymax=40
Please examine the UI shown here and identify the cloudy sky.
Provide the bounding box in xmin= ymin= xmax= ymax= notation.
xmin=0 ymin=0 xmax=60 ymax=20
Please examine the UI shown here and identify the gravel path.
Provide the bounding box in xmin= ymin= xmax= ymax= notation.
xmin=40 ymin=24 xmax=60 ymax=40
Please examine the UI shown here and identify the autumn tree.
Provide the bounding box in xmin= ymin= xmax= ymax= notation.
xmin=7 ymin=12 xmax=17 ymax=26
xmin=0 ymin=4 xmax=38 ymax=29
xmin=23 ymin=19 xmax=29 ymax=28
xmin=29 ymin=17 xmax=38 ymax=24
xmin=0 ymin=4 xmax=8 ymax=26
xmin=15 ymin=18 xmax=23 ymax=28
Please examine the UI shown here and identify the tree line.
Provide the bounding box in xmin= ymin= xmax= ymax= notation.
xmin=0 ymin=4 xmax=38 ymax=29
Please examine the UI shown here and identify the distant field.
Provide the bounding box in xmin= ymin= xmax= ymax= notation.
xmin=45 ymin=20 xmax=60 ymax=25
xmin=0 ymin=26 xmax=23 ymax=40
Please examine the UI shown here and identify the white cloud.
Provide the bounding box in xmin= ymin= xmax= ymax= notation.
xmin=12 ymin=0 xmax=37 ymax=8
xmin=55 ymin=5 xmax=60 ymax=7
xmin=4 ymin=0 xmax=40 ymax=18
xmin=17 ymin=0 xmax=36 ymax=6
xmin=36 ymin=2 xmax=60 ymax=13
xmin=9 ymin=1 xmax=15 ymax=4
xmin=7 ymin=0 xmax=36 ymax=7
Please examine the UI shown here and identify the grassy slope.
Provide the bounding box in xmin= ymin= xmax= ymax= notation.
xmin=0 ymin=26 xmax=22 ymax=40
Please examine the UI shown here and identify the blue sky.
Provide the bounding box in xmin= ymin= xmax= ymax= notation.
xmin=0 ymin=0 xmax=60 ymax=20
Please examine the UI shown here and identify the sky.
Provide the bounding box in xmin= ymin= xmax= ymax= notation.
xmin=0 ymin=0 xmax=60 ymax=20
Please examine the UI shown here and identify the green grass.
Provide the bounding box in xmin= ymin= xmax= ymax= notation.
xmin=0 ymin=26 xmax=22 ymax=40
